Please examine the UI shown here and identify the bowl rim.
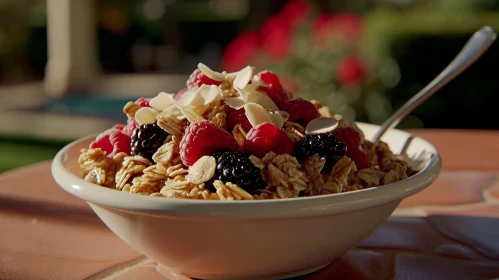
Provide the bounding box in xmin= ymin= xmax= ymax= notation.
xmin=51 ymin=122 xmax=442 ymax=219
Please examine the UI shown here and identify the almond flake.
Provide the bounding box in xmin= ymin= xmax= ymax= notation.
xmin=247 ymin=91 xmax=279 ymax=111
xmin=244 ymin=103 xmax=272 ymax=128
xmin=135 ymin=107 xmax=159 ymax=125
xmin=179 ymin=106 xmax=205 ymax=123
xmin=186 ymin=155 xmax=216 ymax=184
xmin=224 ymin=97 xmax=246 ymax=109
xmin=233 ymin=66 xmax=253 ymax=89
xmin=177 ymin=91 xmax=204 ymax=108
xmin=234 ymin=86 xmax=249 ymax=102
xmin=149 ymin=92 xmax=175 ymax=112
xmin=198 ymin=85 xmax=221 ymax=105
xmin=305 ymin=117 xmax=338 ymax=135
xmin=198 ymin=63 xmax=225 ymax=81
xmin=269 ymin=111 xmax=284 ymax=129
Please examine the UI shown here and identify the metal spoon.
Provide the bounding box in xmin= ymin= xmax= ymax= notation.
xmin=372 ymin=26 xmax=497 ymax=143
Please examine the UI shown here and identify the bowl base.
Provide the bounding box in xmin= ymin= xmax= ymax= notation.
xmin=158 ymin=262 xmax=332 ymax=280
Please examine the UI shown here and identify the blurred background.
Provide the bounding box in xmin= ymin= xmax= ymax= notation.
xmin=0 ymin=0 xmax=498 ymax=172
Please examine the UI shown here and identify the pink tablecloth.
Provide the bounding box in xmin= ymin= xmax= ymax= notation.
xmin=1 ymin=130 xmax=499 ymax=280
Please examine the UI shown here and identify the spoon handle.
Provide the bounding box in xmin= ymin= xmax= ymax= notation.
xmin=372 ymin=26 xmax=496 ymax=142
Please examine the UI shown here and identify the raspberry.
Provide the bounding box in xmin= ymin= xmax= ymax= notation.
xmin=349 ymin=148 xmax=370 ymax=169
xmin=257 ymin=71 xmax=288 ymax=109
xmin=187 ymin=69 xmax=222 ymax=89
xmin=284 ymin=98 xmax=319 ymax=127
xmin=330 ymin=127 xmax=361 ymax=148
xmin=135 ymin=97 xmax=151 ymax=107
xmin=330 ymin=127 xmax=370 ymax=169
xmin=180 ymin=121 xmax=238 ymax=166
xmin=112 ymin=124 xmax=125 ymax=131
xmin=174 ymin=88 xmax=189 ymax=101
xmin=90 ymin=130 xmax=114 ymax=155
xmin=109 ymin=130 xmax=131 ymax=157
xmin=90 ymin=129 xmax=131 ymax=158
xmin=122 ymin=118 xmax=138 ymax=137
xmin=227 ymin=108 xmax=253 ymax=132
xmin=244 ymin=122 xmax=294 ymax=158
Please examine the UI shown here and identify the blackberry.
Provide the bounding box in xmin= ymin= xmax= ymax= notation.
xmin=293 ymin=133 xmax=347 ymax=173
xmin=131 ymin=123 xmax=169 ymax=161
xmin=212 ymin=149 xmax=267 ymax=194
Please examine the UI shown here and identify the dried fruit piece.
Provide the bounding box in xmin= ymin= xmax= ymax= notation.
xmin=179 ymin=121 xmax=238 ymax=166
xmin=244 ymin=123 xmax=294 ymax=158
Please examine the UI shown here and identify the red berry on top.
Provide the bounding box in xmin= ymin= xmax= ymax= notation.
xmin=187 ymin=69 xmax=222 ymax=89
xmin=330 ymin=127 xmax=370 ymax=169
xmin=244 ymin=122 xmax=294 ymax=158
xmin=227 ymin=108 xmax=253 ymax=132
xmin=330 ymin=127 xmax=361 ymax=148
xmin=89 ymin=129 xmax=131 ymax=158
xmin=348 ymin=148 xmax=370 ymax=169
xmin=135 ymin=97 xmax=151 ymax=108
xmin=109 ymin=130 xmax=131 ymax=157
xmin=284 ymin=98 xmax=319 ymax=127
xmin=90 ymin=130 xmax=114 ymax=155
xmin=257 ymin=70 xmax=288 ymax=109
xmin=122 ymin=118 xmax=138 ymax=137
xmin=179 ymin=121 xmax=238 ymax=166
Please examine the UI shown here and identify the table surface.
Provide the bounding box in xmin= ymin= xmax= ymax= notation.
xmin=1 ymin=129 xmax=499 ymax=280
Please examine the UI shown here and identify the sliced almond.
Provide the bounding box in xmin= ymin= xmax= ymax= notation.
xmin=244 ymin=103 xmax=272 ymax=128
xmin=179 ymin=106 xmax=205 ymax=123
xmin=233 ymin=66 xmax=253 ymax=89
xmin=269 ymin=111 xmax=284 ymax=129
xmin=224 ymin=97 xmax=246 ymax=109
xmin=198 ymin=84 xmax=221 ymax=105
xmin=247 ymin=91 xmax=279 ymax=111
xmin=305 ymin=117 xmax=338 ymax=135
xmin=198 ymin=63 xmax=225 ymax=81
xmin=177 ymin=91 xmax=205 ymax=108
xmin=135 ymin=107 xmax=159 ymax=125
xmin=149 ymin=92 xmax=175 ymax=112
xmin=234 ymin=86 xmax=249 ymax=102
xmin=186 ymin=155 xmax=216 ymax=184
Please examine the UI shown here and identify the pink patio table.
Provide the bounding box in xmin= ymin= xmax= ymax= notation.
xmin=1 ymin=129 xmax=499 ymax=280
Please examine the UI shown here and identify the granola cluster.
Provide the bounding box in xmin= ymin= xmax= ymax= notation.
xmin=78 ymin=63 xmax=418 ymax=200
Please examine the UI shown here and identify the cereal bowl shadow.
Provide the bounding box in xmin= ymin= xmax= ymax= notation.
xmin=51 ymin=123 xmax=441 ymax=280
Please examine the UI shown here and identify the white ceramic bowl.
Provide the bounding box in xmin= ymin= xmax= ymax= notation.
xmin=52 ymin=123 xmax=441 ymax=280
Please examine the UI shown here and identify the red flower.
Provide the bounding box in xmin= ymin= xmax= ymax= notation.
xmin=222 ymin=31 xmax=260 ymax=72
xmin=337 ymin=56 xmax=366 ymax=87
xmin=261 ymin=16 xmax=292 ymax=61
xmin=279 ymin=0 xmax=311 ymax=27
xmin=312 ymin=13 xmax=363 ymax=43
